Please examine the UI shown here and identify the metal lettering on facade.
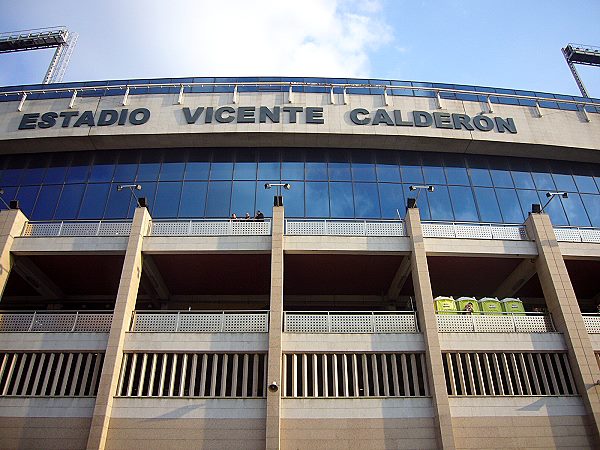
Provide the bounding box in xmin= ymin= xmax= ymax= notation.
xmin=17 ymin=106 xmax=517 ymax=133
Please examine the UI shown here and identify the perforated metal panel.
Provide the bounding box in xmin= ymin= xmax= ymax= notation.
xmin=132 ymin=313 xmax=177 ymax=332
xmin=365 ymin=222 xmax=406 ymax=236
xmin=22 ymin=221 xmax=131 ymax=237
xmin=31 ymin=313 xmax=77 ymax=331
xmin=74 ymin=314 xmax=113 ymax=332
xmin=422 ymin=222 xmax=529 ymax=240
xmin=326 ymin=222 xmax=366 ymax=236
xmin=436 ymin=313 xmax=555 ymax=333
xmin=286 ymin=221 xmax=326 ymax=235
xmin=223 ymin=313 xmax=268 ymax=332
xmin=284 ymin=313 xmax=417 ymax=333
xmin=513 ymin=315 xmax=554 ymax=332
xmin=285 ymin=220 xmax=405 ymax=236
xmin=491 ymin=226 xmax=529 ymax=240
xmin=583 ymin=315 xmax=600 ymax=333
xmin=0 ymin=313 xmax=35 ymax=331
xmin=422 ymin=223 xmax=455 ymax=238
xmin=580 ymin=229 xmax=600 ymax=243
xmin=373 ymin=314 xmax=418 ymax=332
xmin=150 ymin=220 xmax=271 ymax=236
xmin=131 ymin=312 xmax=269 ymax=332
xmin=436 ymin=315 xmax=475 ymax=333
xmin=454 ymin=225 xmax=493 ymax=239
xmin=554 ymin=228 xmax=582 ymax=242
xmin=178 ymin=314 xmax=222 ymax=332
xmin=98 ymin=222 xmax=132 ymax=236
xmin=472 ymin=315 xmax=517 ymax=333
xmin=330 ymin=314 xmax=373 ymax=332
xmin=284 ymin=314 xmax=328 ymax=333
xmin=22 ymin=223 xmax=62 ymax=236
xmin=151 ymin=221 xmax=190 ymax=236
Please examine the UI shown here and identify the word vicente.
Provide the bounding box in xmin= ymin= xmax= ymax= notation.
xmin=18 ymin=108 xmax=151 ymax=130
xmin=350 ymin=109 xmax=517 ymax=133
xmin=182 ymin=106 xmax=324 ymax=124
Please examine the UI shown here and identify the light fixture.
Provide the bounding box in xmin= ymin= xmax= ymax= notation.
xmin=117 ymin=183 xmax=145 ymax=207
xmin=407 ymin=185 xmax=434 ymax=208
xmin=534 ymin=191 xmax=568 ymax=213
xmin=264 ymin=183 xmax=291 ymax=207
xmin=409 ymin=185 xmax=434 ymax=192
xmin=117 ymin=184 xmax=142 ymax=192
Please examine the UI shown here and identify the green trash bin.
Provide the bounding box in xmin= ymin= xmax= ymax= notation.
xmin=456 ymin=297 xmax=480 ymax=315
xmin=478 ymin=297 xmax=502 ymax=315
xmin=501 ymin=298 xmax=525 ymax=316
xmin=434 ymin=296 xmax=457 ymax=315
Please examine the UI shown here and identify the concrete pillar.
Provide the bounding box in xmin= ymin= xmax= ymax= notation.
xmin=87 ymin=207 xmax=151 ymax=450
xmin=266 ymin=205 xmax=284 ymax=450
xmin=405 ymin=207 xmax=456 ymax=450
xmin=0 ymin=208 xmax=27 ymax=298
xmin=526 ymin=212 xmax=600 ymax=444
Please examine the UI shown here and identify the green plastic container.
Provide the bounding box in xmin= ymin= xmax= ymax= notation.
xmin=501 ymin=298 xmax=525 ymax=316
xmin=478 ymin=297 xmax=502 ymax=315
xmin=434 ymin=296 xmax=457 ymax=315
xmin=456 ymin=297 xmax=480 ymax=314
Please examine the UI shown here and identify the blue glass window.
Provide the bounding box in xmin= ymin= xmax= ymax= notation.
xmin=376 ymin=164 xmax=400 ymax=183
xmin=89 ymin=153 xmax=116 ymax=182
xmin=581 ymin=194 xmax=600 ymax=227
xmin=79 ymin=184 xmax=110 ymax=219
xmin=55 ymin=184 xmax=85 ymax=219
xmin=210 ymin=163 xmax=233 ymax=181
xmin=138 ymin=183 xmax=157 ymax=216
xmin=105 ymin=184 xmax=132 ymax=219
xmin=32 ymin=185 xmax=61 ymax=220
xmin=185 ymin=161 xmax=210 ymax=180
xmin=573 ymin=175 xmax=598 ymax=193
xmin=353 ymin=183 xmax=380 ymax=218
xmin=329 ymin=182 xmax=354 ymax=218
xmin=66 ymin=154 xmax=90 ymax=183
xmin=552 ymin=173 xmax=577 ymax=192
xmin=401 ymin=166 xmax=424 ymax=183
xmin=113 ymin=152 xmax=138 ymax=182
xmin=403 ymin=184 xmax=430 ymax=220
xmin=283 ymin=182 xmax=304 ymax=217
xmin=423 ymin=166 xmax=446 ymax=185
xmin=231 ymin=181 xmax=256 ymax=217
xmin=428 ymin=185 xmax=454 ymax=221
xmin=305 ymin=182 xmax=329 ymax=217
xmin=137 ymin=152 xmax=161 ymax=182
xmin=205 ymin=181 xmax=231 ymax=217
xmin=379 ymin=184 xmax=405 ymax=219
xmin=469 ymin=167 xmax=493 ymax=187
xmin=516 ymin=190 xmax=541 ymax=218
xmin=153 ymin=182 xmax=182 ymax=218
xmin=233 ymin=162 xmax=257 ymax=180
xmin=254 ymin=181 xmax=276 ymax=218
xmin=352 ymin=164 xmax=376 ymax=182
xmin=282 ymin=162 xmax=304 ymax=180
xmin=22 ymin=156 xmax=47 ymax=184
xmin=445 ymin=166 xmax=469 ymax=185
xmin=544 ymin=196 xmax=568 ymax=226
xmin=329 ymin=163 xmax=352 ymax=181
xmin=561 ymin=194 xmax=590 ymax=227
xmin=490 ymin=169 xmax=513 ymax=188
xmin=159 ymin=162 xmax=185 ymax=181
xmin=258 ymin=162 xmax=280 ymax=180
xmin=15 ymin=185 xmax=40 ymax=217
xmin=306 ymin=163 xmax=327 ymax=181
xmin=449 ymin=186 xmax=478 ymax=221
xmin=512 ymin=170 xmax=536 ymax=189
xmin=496 ymin=189 xmax=524 ymax=223
xmin=179 ymin=182 xmax=207 ymax=217
xmin=474 ymin=188 xmax=502 ymax=222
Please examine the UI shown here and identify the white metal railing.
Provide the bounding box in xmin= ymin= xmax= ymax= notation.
xmin=150 ymin=219 xmax=271 ymax=236
xmin=284 ymin=311 xmax=418 ymax=333
xmin=582 ymin=314 xmax=600 ymax=333
xmin=422 ymin=221 xmax=529 ymax=240
xmin=21 ymin=220 xmax=132 ymax=237
xmin=285 ymin=219 xmax=406 ymax=236
xmin=130 ymin=310 xmax=269 ymax=332
xmin=0 ymin=311 xmax=113 ymax=332
xmin=436 ymin=312 xmax=555 ymax=333
xmin=553 ymin=226 xmax=600 ymax=243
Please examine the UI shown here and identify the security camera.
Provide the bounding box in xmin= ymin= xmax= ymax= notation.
xmin=268 ymin=381 xmax=279 ymax=392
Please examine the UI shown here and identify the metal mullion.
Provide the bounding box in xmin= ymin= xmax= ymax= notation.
xmin=381 ymin=354 xmax=389 ymax=397
xmin=31 ymin=353 xmax=46 ymax=396
xmin=292 ymin=354 xmax=298 ymax=397
xmin=11 ymin=353 xmax=29 ymax=395
xmin=465 ymin=354 xmax=476 ymax=396
xmin=352 ymin=354 xmax=359 ymax=397
xmin=483 ymin=354 xmax=495 ymax=396
xmin=536 ymin=354 xmax=550 ymax=395
xmin=544 ymin=353 xmax=559 ymax=395
xmin=69 ymin=353 xmax=84 ymax=396
xmin=401 ymin=354 xmax=409 ymax=396
xmin=371 ymin=354 xmax=379 ymax=396
xmin=199 ymin=354 xmax=208 ymax=396
xmin=510 ymin=354 xmax=524 ymax=395
xmin=456 ymin=353 xmax=467 ymax=395
xmin=553 ymin=354 xmax=568 ymax=395
xmin=126 ymin=353 xmax=138 ymax=397
xmin=59 ymin=353 xmax=74 ymax=396
xmin=313 ymin=354 xmax=319 ymax=397
xmin=527 ymin=354 xmax=541 ymax=395
xmin=231 ymin=354 xmax=239 ymax=397
xmin=158 ymin=353 xmax=168 ymax=396
xmin=473 ymin=353 xmax=486 ymax=396
xmin=40 ymin=353 xmax=55 ymax=396
xmin=219 ymin=354 xmax=228 ymax=397
xmin=210 ymin=354 xmax=219 ymax=397
xmin=446 ymin=353 xmax=457 ymax=396
xmin=147 ymin=354 xmax=158 ymax=396
xmin=492 ymin=354 xmax=504 ymax=395
xmin=501 ymin=354 xmax=514 ymax=396
xmin=323 ymin=354 xmax=329 ymax=397
xmin=343 ymin=354 xmax=349 ymax=397
xmin=180 ymin=354 xmax=188 ymax=397
xmin=77 ymin=354 xmax=92 ymax=396
xmin=116 ymin=353 xmax=129 ymax=396
xmin=562 ymin=353 xmax=576 ymax=394
xmin=241 ymin=354 xmax=249 ymax=397
xmin=333 ymin=354 xmax=339 ymax=397
xmin=518 ymin=354 xmax=532 ymax=395
xmin=251 ymin=354 xmax=259 ymax=397
xmin=22 ymin=353 xmax=37 ymax=395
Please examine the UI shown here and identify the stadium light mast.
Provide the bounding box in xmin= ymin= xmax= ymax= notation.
xmin=0 ymin=26 xmax=78 ymax=84
xmin=562 ymin=43 xmax=600 ymax=98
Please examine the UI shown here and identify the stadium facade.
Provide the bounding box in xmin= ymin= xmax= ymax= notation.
xmin=0 ymin=76 xmax=599 ymax=449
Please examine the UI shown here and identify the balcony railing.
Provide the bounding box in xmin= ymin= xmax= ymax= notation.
xmin=553 ymin=227 xmax=600 ymax=243
xmin=0 ymin=311 xmax=113 ymax=332
xmin=284 ymin=311 xmax=418 ymax=333
xmin=582 ymin=314 xmax=600 ymax=333
xmin=285 ymin=219 xmax=406 ymax=237
xmin=22 ymin=220 xmax=132 ymax=237
xmin=150 ymin=219 xmax=271 ymax=236
xmin=130 ymin=310 xmax=269 ymax=332
xmin=436 ymin=312 xmax=555 ymax=333
xmin=422 ymin=221 xmax=529 ymax=240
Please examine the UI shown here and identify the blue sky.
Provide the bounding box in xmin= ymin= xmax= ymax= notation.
xmin=1 ymin=0 xmax=599 ymax=96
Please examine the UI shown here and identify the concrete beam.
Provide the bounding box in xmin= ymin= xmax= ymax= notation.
xmin=387 ymin=256 xmax=411 ymax=300
xmin=0 ymin=208 xmax=28 ymax=298
xmin=141 ymin=254 xmax=169 ymax=301
xmin=492 ymin=258 xmax=537 ymax=298
xmin=13 ymin=255 xmax=64 ymax=300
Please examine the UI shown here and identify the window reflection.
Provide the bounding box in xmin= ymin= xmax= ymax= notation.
xmin=205 ymin=181 xmax=232 ymax=217
xmin=354 ymin=183 xmax=380 ymax=218
xmin=330 ymin=182 xmax=354 ymax=218
xmin=305 ymin=182 xmax=329 ymax=217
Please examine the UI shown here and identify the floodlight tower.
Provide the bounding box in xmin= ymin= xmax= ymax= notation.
xmin=0 ymin=26 xmax=78 ymax=84
xmin=562 ymin=43 xmax=600 ymax=98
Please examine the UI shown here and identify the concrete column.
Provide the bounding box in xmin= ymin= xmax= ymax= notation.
xmin=526 ymin=212 xmax=600 ymax=444
xmin=0 ymin=208 xmax=27 ymax=298
xmin=266 ymin=205 xmax=284 ymax=450
xmin=87 ymin=207 xmax=151 ymax=450
xmin=405 ymin=207 xmax=456 ymax=450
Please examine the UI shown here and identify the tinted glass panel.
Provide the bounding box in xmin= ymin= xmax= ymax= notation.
xmin=423 ymin=166 xmax=446 ymax=185
xmin=329 ymin=182 xmax=354 ymax=218
xmin=474 ymin=188 xmax=502 ymax=222
xmin=79 ymin=184 xmax=110 ymax=219
xmin=552 ymin=173 xmax=577 ymax=192
xmin=379 ymin=183 xmax=405 ymax=219
xmin=233 ymin=162 xmax=257 ymax=180
xmin=16 ymin=185 xmax=40 ymax=217
xmin=561 ymin=194 xmax=590 ymax=226
xmin=445 ymin=167 xmax=469 ymax=185
xmin=160 ymin=162 xmax=185 ymax=181
xmin=305 ymin=182 xmax=329 ymax=217
xmin=32 ymin=185 xmax=61 ymax=220
xmin=469 ymin=168 xmax=493 ymax=187
xmin=105 ymin=184 xmax=132 ymax=219
xmin=376 ymin=164 xmax=400 ymax=182
xmin=573 ymin=175 xmax=598 ymax=193
xmin=179 ymin=182 xmax=207 ymax=217
xmin=428 ymin=185 xmax=453 ymax=220
xmin=496 ymin=189 xmax=523 ymax=223
xmin=210 ymin=162 xmax=234 ymax=181
xmin=306 ymin=163 xmax=327 ymax=181
xmin=231 ymin=181 xmax=256 ymax=217
xmin=153 ymin=182 xmax=182 ymax=218
xmin=449 ymin=186 xmax=478 ymax=221
xmin=258 ymin=162 xmax=280 ymax=180
xmin=283 ymin=182 xmax=304 ymax=217
xmin=329 ymin=163 xmax=352 ymax=181
xmin=353 ymin=183 xmax=380 ymax=218
xmin=516 ymin=190 xmax=541 ymax=218
xmin=401 ymin=166 xmax=424 ymax=183
xmin=205 ymin=181 xmax=232 ymax=217
xmin=54 ymin=184 xmax=84 ymax=219
xmin=281 ymin=162 xmax=304 ymax=180
xmin=582 ymin=194 xmax=600 ymax=227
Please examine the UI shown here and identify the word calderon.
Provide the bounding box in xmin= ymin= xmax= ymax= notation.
xmin=18 ymin=108 xmax=151 ymax=130
xmin=350 ymin=109 xmax=517 ymax=133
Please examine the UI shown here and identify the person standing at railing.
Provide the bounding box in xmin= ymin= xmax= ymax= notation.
xmin=245 ymin=212 xmax=251 ymax=220
xmin=464 ymin=302 xmax=474 ymax=315
xmin=255 ymin=210 xmax=264 ymax=221
xmin=231 ymin=213 xmax=237 ymax=220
